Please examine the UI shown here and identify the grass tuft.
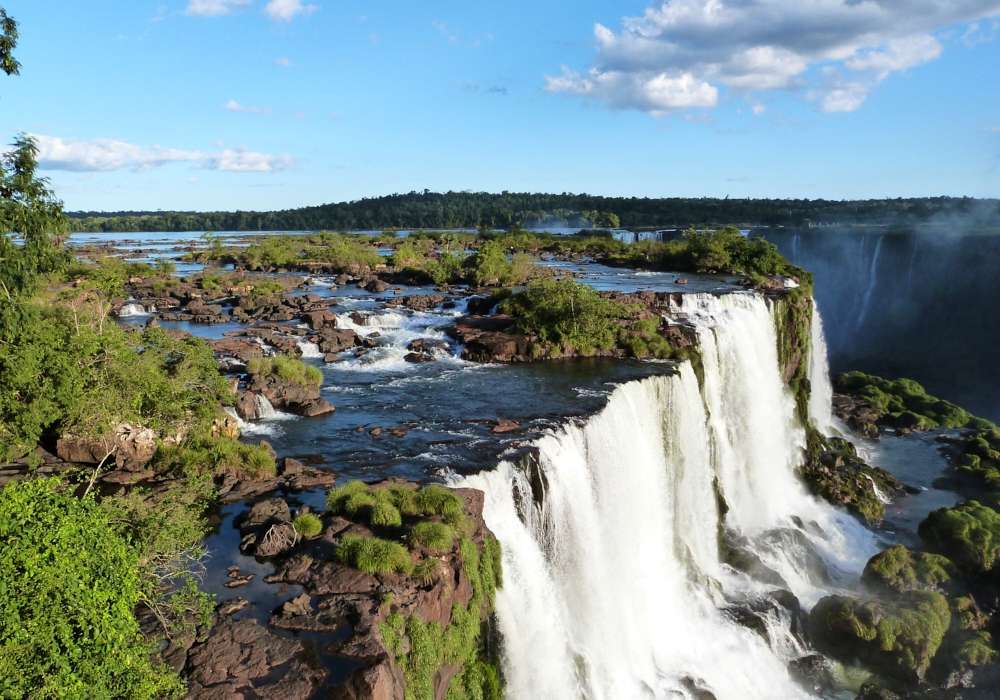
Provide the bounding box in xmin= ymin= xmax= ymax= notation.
xmin=410 ymin=521 xmax=455 ymax=553
xmin=292 ymin=513 xmax=323 ymax=538
xmin=336 ymin=534 xmax=413 ymax=575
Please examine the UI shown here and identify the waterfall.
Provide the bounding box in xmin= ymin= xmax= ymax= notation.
xmin=459 ymin=292 xmax=877 ymax=700
xmin=255 ymin=393 xmax=279 ymax=419
xmin=297 ymin=338 xmax=324 ymax=358
xmin=855 ymin=235 xmax=883 ymax=332
xmin=807 ymin=301 xmax=835 ymax=435
xmin=118 ymin=302 xmax=149 ymax=317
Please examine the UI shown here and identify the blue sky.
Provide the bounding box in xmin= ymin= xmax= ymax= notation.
xmin=2 ymin=0 xmax=999 ymax=212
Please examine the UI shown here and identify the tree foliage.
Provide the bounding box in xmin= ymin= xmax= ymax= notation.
xmin=0 ymin=477 xmax=184 ymax=699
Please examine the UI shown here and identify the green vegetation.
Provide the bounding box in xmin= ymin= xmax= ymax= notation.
xmin=835 ymin=372 xmax=994 ymax=432
xmin=246 ymin=355 xmax=323 ymax=386
xmin=292 ymin=513 xmax=323 ymax=538
xmin=810 ymin=591 xmax=952 ymax=680
xmin=0 ymin=478 xmax=184 ymax=699
xmin=64 ymin=192 xmax=1000 ymax=233
xmin=336 ymin=533 xmax=413 ymax=575
xmin=378 ymin=532 xmax=504 ymax=700
xmin=862 ymin=545 xmax=959 ymax=595
xmin=919 ymin=501 xmax=1000 ymax=575
xmin=410 ymin=521 xmax=456 ymax=552
xmin=938 ymin=597 xmax=996 ymax=671
xmin=152 ymin=432 xmax=276 ymax=481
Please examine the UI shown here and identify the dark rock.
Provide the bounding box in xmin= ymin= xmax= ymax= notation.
xmin=298 ymin=398 xmax=335 ymax=417
xmin=491 ymin=419 xmax=520 ymax=434
xmin=217 ymin=597 xmax=249 ymax=616
xmin=787 ymin=654 xmax=836 ymax=694
xmin=280 ymin=458 xmax=305 ymax=476
xmin=239 ymin=497 xmax=291 ymax=530
xmin=403 ymin=352 xmax=434 ymax=363
xmin=182 ymin=617 xmax=326 ymax=699
xmin=301 ymin=310 xmax=338 ymax=329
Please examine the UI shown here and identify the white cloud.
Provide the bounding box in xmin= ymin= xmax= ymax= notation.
xmin=32 ymin=135 xmax=293 ymax=174
xmin=274 ymin=57 xmax=294 ymax=67
xmin=983 ymin=126 xmax=1000 ymax=132
xmin=548 ymin=0 xmax=1000 ymax=115
xmin=184 ymin=0 xmax=251 ymax=17
xmin=224 ymin=99 xmax=271 ymax=115
xmin=263 ymin=0 xmax=317 ymax=21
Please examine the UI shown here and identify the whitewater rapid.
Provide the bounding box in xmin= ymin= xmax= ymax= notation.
xmin=460 ymin=292 xmax=877 ymax=700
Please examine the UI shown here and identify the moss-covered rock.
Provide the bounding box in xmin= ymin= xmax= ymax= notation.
xmin=930 ymin=596 xmax=997 ymax=679
xmin=918 ymin=501 xmax=1000 ymax=576
xmin=862 ymin=545 xmax=959 ymax=596
xmin=809 ymin=591 xmax=951 ymax=681
xmin=798 ymin=429 xmax=907 ymax=525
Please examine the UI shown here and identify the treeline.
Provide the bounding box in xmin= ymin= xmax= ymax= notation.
xmin=66 ymin=192 xmax=1000 ymax=233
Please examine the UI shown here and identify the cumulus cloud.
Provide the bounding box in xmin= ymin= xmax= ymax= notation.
xmin=274 ymin=57 xmax=294 ymax=67
xmin=546 ymin=0 xmax=1000 ymax=115
xmin=33 ymin=135 xmax=293 ymax=173
xmin=184 ymin=0 xmax=251 ymax=17
xmin=224 ymin=100 xmax=271 ymax=115
xmin=984 ymin=126 xmax=1000 ymax=132
xmin=263 ymin=0 xmax=317 ymax=21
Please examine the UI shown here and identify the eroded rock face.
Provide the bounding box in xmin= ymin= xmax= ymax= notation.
xmin=56 ymin=423 xmax=158 ymax=471
xmin=182 ymin=617 xmax=327 ymax=699
xmin=833 ymin=393 xmax=883 ymax=438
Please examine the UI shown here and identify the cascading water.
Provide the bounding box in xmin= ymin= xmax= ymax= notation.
xmin=807 ymin=301 xmax=835 ymax=435
xmin=460 ymin=292 xmax=878 ymax=700
xmin=255 ymin=393 xmax=279 ymax=419
xmin=118 ymin=302 xmax=151 ymax=317
xmin=855 ymin=235 xmax=883 ymax=332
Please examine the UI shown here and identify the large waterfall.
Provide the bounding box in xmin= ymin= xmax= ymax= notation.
xmin=460 ymin=292 xmax=877 ymax=700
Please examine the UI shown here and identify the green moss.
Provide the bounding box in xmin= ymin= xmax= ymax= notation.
xmin=292 ymin=513 xmax=323 ymax=538
xmin=247 ymin=355 xmax=322 ymax=386
xmin=810 ymin=591 xmax=951 ymax=680
xmin=919 ymin=501 xmax=1000 ymax=575
xmin=410 ymin=521 xmax=455 ymax=552
xmin=861 ymin=545 xmax=958 ymax=594
xmin=335 ymin=534 xmax=413 ymax=576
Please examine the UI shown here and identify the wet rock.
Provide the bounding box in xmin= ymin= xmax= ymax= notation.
xmin=209 ymin=338 xmax=264 ymax=364
xmin=239 ymin=497 xmax=291 ymax=530
xmin=223 ymin=573 xmax=255 ymax=588
xmin=788 ymin=654 xmax=837 ymax=694
xmin=298 ymin=398 xmax=335 ymax=417
xmin=217 ymin=597 xmax=249 ymax=616
xmin=491 ymin=419 xmax=520 ymax=434
xmin=234 ymin=392 xmax=259 ymax=421
xmin=855 ymin=685 xmax=902 ymax=700
xmin=316 ymin=328 xmax=362 ymax=354
xmin=403 ymin=352 xmax=434 ymax=363
xmin=406 ymin=338 xmax=450 ymax=353
xmin=280 ymin=457 xmax=305 ymax=476
xmin=832 ymin=393 xmax=883 ymax=438
xmin=301 ymin=310 xmax=338 ymax=329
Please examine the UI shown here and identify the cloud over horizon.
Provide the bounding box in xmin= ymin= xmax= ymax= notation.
xmin=33 ymin=135 xmax=294 ymax=173
xmin=545 ymin=0 xmax=1000 ymax=116
xmin=224 ymin=99 xmax=271 ymax=114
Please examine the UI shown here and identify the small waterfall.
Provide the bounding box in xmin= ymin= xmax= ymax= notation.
xmin=297 ymin=338 xmax=324 ymax=358
xmin=255 ymin=393 xmax=279 ymax=419
xmin=118 ymin=302 xmax=149 ymax=317
xmin=855 ymin=235 xmax=883 ymax=332
xmin=461 ymin=291 xmax=878 ymax=700
xmin=807 ymin=301 xmax=835 ymax=435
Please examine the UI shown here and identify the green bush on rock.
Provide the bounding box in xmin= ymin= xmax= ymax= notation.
xmin=810 ymin=591 xmax=951 ymax=681
xmin=862 ymin=545 xmax=959 ymax=595
xmin=410 ymin=521 xmax=455 ymax=552
xmin=336 ymin=534 xmax=413 ymax=575
xmin=292 ymin=513 xmax=323 ymax=538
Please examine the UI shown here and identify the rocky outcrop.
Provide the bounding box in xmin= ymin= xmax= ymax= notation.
xmin=833 ymin=393 xmax=883 ymax=438
xmin=247 ymin=376 xmax=335 ymax=418
xmin=448 ymin=316 xmax=534 ymax=363
xmin=55 ymin=424 xmax=158 ymax=471
xmin=181 ymin=616 xmax=327 ymax=699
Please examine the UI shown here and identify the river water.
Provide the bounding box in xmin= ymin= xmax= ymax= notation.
xmin=91 ymin=231 xmax=972 ymax=700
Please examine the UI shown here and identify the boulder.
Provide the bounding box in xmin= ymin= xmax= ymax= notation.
xmin=862 ymin=545 xmax=959 ymax=595
xmin=56 ymin=423 xmax=157 ymax=471
xmin=316 ymin=328 xmax=362 ymax=354
xmin=301 ymin=310 xmax=338 ymax=329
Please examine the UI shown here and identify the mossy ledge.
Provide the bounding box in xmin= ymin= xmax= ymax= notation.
xmin=265 ymin=478 xmax=504 ymax=700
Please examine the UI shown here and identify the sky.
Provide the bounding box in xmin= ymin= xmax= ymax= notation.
xmin=2 ymin=0 xmax=999 ymax=212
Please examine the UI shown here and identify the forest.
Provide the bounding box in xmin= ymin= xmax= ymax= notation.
xmin=66 ymin=192 xmax=1000 ymax=232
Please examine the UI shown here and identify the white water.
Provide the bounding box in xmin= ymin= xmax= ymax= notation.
xmin=461 ymin=292 xmax=877 ymax=700
xmin=807 ymin=301 xmax=835 ymax=435
xmin=297 ymin=338 xmax=324 ymax=358
xmin=255 ymin=393 xmax=279 ymax=419
xmin=855 ymin=235 xmax=883 ymax=332
xmin=118 ymin=302 xmax=153 ymax=317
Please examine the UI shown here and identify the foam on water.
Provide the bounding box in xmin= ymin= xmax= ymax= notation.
xmin=459 ymin=291 xmax=876 ymax=700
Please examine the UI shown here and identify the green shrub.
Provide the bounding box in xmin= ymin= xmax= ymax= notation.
xmin=292 ymin=513 xmax=323 ymax=538
xmin=410 ymin=521 xmax=455 ymax=552
xmin=152 ymin=434 xmax=276 ymax=481
xmin=247 ymin=355 xmax=322 ymax=386
xmin=0 ymin=478 xmax=184 ymax=699
xmin=500 ymin=277 xmax=622 ymax=355
xmin=371 ymin=499 xmax=403 ymax=528
xmin=326 ymin=480 xmax=371 ymax=513
xmin=336 ymin=534 xmax=413 ymax=575
xmin=413 ymin=558 xmax=446 ymax=584
xmin=417 ymin=484 xmax=464 ymax=517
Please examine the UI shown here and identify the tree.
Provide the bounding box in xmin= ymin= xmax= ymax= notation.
xmin=0 ymin=478 xmax=184 ymax=699
xmin=0 ymin=8 xmax=19 ymax=78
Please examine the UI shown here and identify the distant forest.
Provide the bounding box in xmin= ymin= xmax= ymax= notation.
xmin=65 ymin=191 xmax=1000 ymax=232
